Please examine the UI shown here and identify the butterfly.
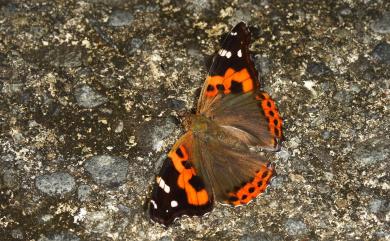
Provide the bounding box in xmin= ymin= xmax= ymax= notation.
xmin=149 ymin=22 xmax=283 ymax=226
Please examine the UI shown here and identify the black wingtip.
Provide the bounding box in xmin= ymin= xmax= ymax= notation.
xmin=234 ymin=21 xmax=248 ymax=27
xmin=231 ymin=21 xmax=249 ymax=32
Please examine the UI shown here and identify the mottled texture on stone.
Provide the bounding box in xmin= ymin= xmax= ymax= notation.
xmin=284 ymin=219 xmax=308 ymax=236
xmin=11 ymin=228 xmax=24 ymax=240
xmin=130 ymin=38 xmax=143 ymax=49
xmin=371 ymin=12 xmax=390 ymax=34
xmin=35 ymin=172 xmax=76 ymax=197
xmin=38 ymin=231 xmax=80 ymax=241
xmin=372 ymin=42 xmax=390 ymax=64
xmin=369 ymin=199 xmax=388 ymax=214
xmin=1 ymin=168 xmax=20 ymax=190
xmin=166 ymin=98 xmax=186 ymax=110
xmin=30 ymin=45 xmax=87 ymax=68
xmin=74 ymin=84 xmax=108 ymax=108
xmin=77 ymin=184 xmax=93 ymax=201
xmin=240 ymin=232 xmax=281 ymax=241
xmin=352 ymin=137 xmax=390 ymax=166
xmin=306 ymin=62 xmax=332 ymax=76
xmin=350 ymin=56 xmax=376 ymax=81
xmin=84 ymin=210 xmax=114 ymax=234
xmin=108 ymin=10 xmax=134 ymax=27
xmin=158 ymin=236 xmax=173 ymax=241
xmin=255 ymin=55 xmax=272 ymax=76
xmin=84 ymin=155 xmax=128 ymax=186
xmin=135 ymin=117 xmax=178 ymax=152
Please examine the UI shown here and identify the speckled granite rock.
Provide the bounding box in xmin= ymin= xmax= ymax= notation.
xmin=0 ymin=0 xmax=389 ymax=240
xmin=35 ymin=172 xmax=76 ymax=197
xmin=108 ymin=10 xmax=134 ymax=27
xmin=74 ymin=84 xmax=108 ymax=109
xmin=38 ymin=231 xmax=81 ymax=241
xmin=84 ymin=155 xmax=129 ymax=187
xmin=371 ymin=11 xmax=390 ymax=34
xmin=372 ymin=42 xmax=390 ymax=64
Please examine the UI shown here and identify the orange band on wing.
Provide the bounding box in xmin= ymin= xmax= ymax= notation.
xmin=169 ymin=145 xmax=188 ymax=173
xmin=168 ymin=145 xmax=211 ymax=206
xmin=205 ymin=68 xmax=254 ymax=97
xmin=184 ymin=183 xmax=209 ymax=206
xmin=225 ymin=164 xmax=274 ymax=206
xmin=257 ymin=92 xmax=283 ymax=139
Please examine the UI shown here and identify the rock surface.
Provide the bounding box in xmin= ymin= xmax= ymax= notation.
xmin=84 ymin=155 xmax=129 ymax=186
xmin=0 ymin=1 xmax=389 ymax=240
xmin=35 ymin=172 xmax=76 ymax=197
xmin=74 ymin=84 xmax=108 ymax=108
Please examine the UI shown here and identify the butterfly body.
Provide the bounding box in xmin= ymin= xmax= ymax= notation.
xmin=190 ymin=115 xmax=246 ymax=150
xmin=149 ymin=22 xmax=283 ymax=226
xmin=190 ymin=115 xmax=210 ymax=134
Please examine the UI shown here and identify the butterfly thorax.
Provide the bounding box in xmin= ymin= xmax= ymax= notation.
xmin=191 ymin=114 xmax=248 ymax=151
xmin=190 ymin=115 xmax=210 ymax=134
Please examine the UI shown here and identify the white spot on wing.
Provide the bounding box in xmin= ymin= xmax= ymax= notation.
xmin=158 ymin=178 xmax=165 ymax=190
xmin=158 ymin=177 xmax=171 ymax=193
xmin=226 ymin=51 xmax=232 ymax=58
xmin=230 ymin=31 xmax=237 ymax=36
xmin=164 ymin=185 xmax=170 ymax=193
xmin=237 ymin=49 xmax=242 ymax=57
xmin=151 ymin=200 xmax=158 ymax=209
xmin=220 ymin=49 xmax=227 ymax=56
xmin=171 ymin=200 xmax=178 ymax=208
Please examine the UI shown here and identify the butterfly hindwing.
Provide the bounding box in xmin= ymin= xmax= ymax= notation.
xmin=256 ymin=91 xmax=284 ymax=144
xmin=190 ymin=121 xmax=275 ymax=204
xmin=210 ymin=91 xmax=283 ymax=151
xmin=225 ymin=162 xmax=275 ymax=206
xmin=149 ymin=133 xmax=213 ymax=226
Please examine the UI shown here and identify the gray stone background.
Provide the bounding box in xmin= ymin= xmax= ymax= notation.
xmin=0 ymin=0 xmax=389 ymax=240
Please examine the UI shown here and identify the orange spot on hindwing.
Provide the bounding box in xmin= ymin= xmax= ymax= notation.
xmin=168 ymin=145 xmax=210 ymax=206
xmin=225 ymin=163 xmax=274 ymax=206
xmin=257 ymin=91 xmax=283 ymax=141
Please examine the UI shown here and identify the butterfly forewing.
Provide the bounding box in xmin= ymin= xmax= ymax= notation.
xmin=213 ymin=92 xmax=283 ymax=150
xmin=149 ymin=133 xmax=213 ymax=226
xmin=197 ymin=22 xmax=259 ymax=114
xmin=208 ymin=22 xmax=258 ymax=81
